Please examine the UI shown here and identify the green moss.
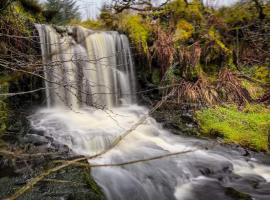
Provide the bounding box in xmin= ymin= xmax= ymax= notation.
xmin=225 ymin=187 xmax=252 ymax=200
xmin=174 ymin=19 xmax=194 ymax=42
xmin=241 ymin=80 xmax=265 ymax=99
xmin=83 ymin=171 xmax=104 ymax=200
xmin=119 ymin=14 xmax=150 ymax=53
xmin=207 ymin=27 xmax=235 ymax=69
xmin=254 ymin=66 xmax=270 ymax=83
xmin=208 ymin=27 xmax=231 ymax=55
xmin=196 ymin=104 xmax=270 ymax=151
xmin=13 ymin=1 xmax=44 ymax=23
xmin=0 ymin=82 xmax=8 ymax=135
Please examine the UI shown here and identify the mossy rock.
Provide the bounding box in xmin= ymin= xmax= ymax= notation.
xmin=225 ymin=187 xmax=252 ymax=200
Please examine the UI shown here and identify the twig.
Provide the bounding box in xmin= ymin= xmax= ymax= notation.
xmin=0 ymin=87 xmax=47 ymax=97
xmin=5 ymin=157 xmax=86 ymax=200
xmin=5 ymin=89 xmax=177 ymax=200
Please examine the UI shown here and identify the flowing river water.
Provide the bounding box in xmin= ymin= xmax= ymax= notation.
xmin=31 ymin=25 xmax=270 ymax=200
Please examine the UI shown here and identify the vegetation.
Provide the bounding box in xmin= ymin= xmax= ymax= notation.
xmin=196 ymin=104 xmax=270 ymax=151
xmin=44 ymin=0 xmax=80 ymax=25
xmin=0 ymin=0 xmax=270 ymax=199
xmin=96 ymin=0 xmax=270 ymax=151
xmin=0 ymin=77 xmax=10 ymax=137
xmin=119 ymin=14 xmax=150 ymax=53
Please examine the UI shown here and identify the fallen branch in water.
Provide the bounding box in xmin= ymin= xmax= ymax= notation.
xmin=5 ymin=157 xmax=86 ymax=200
xmin=92 ymin=149 xmax=194 ymax=167
xmin=6 ymin=89 xmax=177 ymax=200
xmin=88 ymin=88 xmax=177 ymax=160
xmin=6 ymin=149 xmax=196 ymax=200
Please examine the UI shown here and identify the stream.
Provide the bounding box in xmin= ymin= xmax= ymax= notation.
xmin=30 ymin=104 xmax=270 ymax=200
xmin=29 ymin=24 xmax=270 ymax=200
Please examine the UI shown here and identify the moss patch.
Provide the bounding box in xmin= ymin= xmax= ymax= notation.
xmin=83 ymin=171 xmax=104 ymax=200
xmin=225 ymin=187 xmax=252 ymax=200
xmin=241 ymin=80 xmax=265 ymax=99
xmin=0 ymin=82 xmax=9 ymax=136
xmin=196 ymin=104 xmax=270 ymax=151
xmin=174 ymin=19 xmax=194 ymax=42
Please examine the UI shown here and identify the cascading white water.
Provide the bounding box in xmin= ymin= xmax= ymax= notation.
xmin=35 ymin=24 xmax=136 ymax=109
xmin=31 ymin=25 xmax=270 ymax=200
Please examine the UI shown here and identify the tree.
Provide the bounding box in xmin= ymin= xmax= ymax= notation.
xmin=44 ymin=0 xmax=80 ymax=25
xmin=251 ymin=0 xmax=266 ymax=19
xmin=111 ymin=0 xmax=171 ymax=13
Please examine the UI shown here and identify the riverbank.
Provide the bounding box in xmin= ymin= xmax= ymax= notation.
xmin=152 ymin=103 xmax=270 ymax=153
xmin=196 ymin=104 xmax=270 ymax=152
xmin=0 ymin=110 xmax=104 ymax=200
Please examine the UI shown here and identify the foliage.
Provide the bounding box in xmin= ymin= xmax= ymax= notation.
xmin=0 ymin=0 xmax=42 ymax=137
xmin=0 ymin=83 xmax=8 ymax=135
xmin=177 ymin=42 xmax=202 ymax=80
xmin=208 ymin=27 xmax=231 ymax=55
xmin=216 ymin=69 xmax=252 ymax=105
xmin=174 ymin=19 xmax=194 ymax=42
xmin=254 ymin=66 xmax=270 ymax=83
xmin=165 ymin=0 xmax=203 ymax=22
xmin=19 ymin=0 xmax=43 ymax=15
xmin=118 ymin=14 xmax=150 ymax=53
xmin=44 ymin=0 xmax=80 ymax=25
xmin=217 ymin=1 xmax=259 ymax=24
xmin=241 ymin=80 xmax=265 ymax=99
xmin=99 ymin=5 xmax=116 ymax=29
xmin=71 ymin=19 xmax=104 ymax=30
xmin=171 ymin=78 xmax=219 ymax=105
xmin=196 ymin=104 xmax=270 ymax=151
xmin=153 ymin=26 xmax=175 ymax=75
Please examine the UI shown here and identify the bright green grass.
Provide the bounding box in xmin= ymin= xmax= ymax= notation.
xmin=196 ymin=104 xmax=270 ymax=151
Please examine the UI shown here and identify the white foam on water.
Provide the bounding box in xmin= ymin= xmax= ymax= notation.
xmin=30 ymin=104 xmax=270 ymax=200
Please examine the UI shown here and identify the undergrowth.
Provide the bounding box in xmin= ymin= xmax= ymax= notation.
xmin=196 ymin=104 xmax=270 ymax=151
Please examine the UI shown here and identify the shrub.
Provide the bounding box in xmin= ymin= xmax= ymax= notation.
xmin=174 ymin=19 xmax=194 ymax=42
xmin=118 ymin=14 xmax=150 ymax=53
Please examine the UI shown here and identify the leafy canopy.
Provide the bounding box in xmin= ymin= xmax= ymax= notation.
xmin=44 ymin=0 xmax=80 ymax=25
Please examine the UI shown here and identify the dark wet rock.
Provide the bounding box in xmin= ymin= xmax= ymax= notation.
xmin=23 ymin=134 xmax=49 ymax=145
xmin=151 ymin=106 xmax=199 ymax=136
xmin=0 ymin=110 xmax=104 ymax=200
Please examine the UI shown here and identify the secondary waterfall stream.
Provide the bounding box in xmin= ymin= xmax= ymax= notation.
xmin=30 ymin=24 xmax=270 ymax=200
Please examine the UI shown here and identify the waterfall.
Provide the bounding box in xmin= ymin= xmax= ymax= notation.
xmin=35 ymin=24 xmax=136 ymax=109
xmin=32 ymin=25 xmax=270 ymax=200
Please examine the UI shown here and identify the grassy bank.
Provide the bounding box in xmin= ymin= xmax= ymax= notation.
xmin=196 ymin=104 xmax=270 ymax=152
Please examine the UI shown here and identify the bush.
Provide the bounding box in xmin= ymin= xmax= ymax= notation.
xmin=118 ymin=14 xmax=150 ymax=53
xmin=174 ymin=19 xmax=194 ymax=42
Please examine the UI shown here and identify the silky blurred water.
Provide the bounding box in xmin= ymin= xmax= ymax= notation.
xmin=30 ymin=105 xmax=270 ymax=200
